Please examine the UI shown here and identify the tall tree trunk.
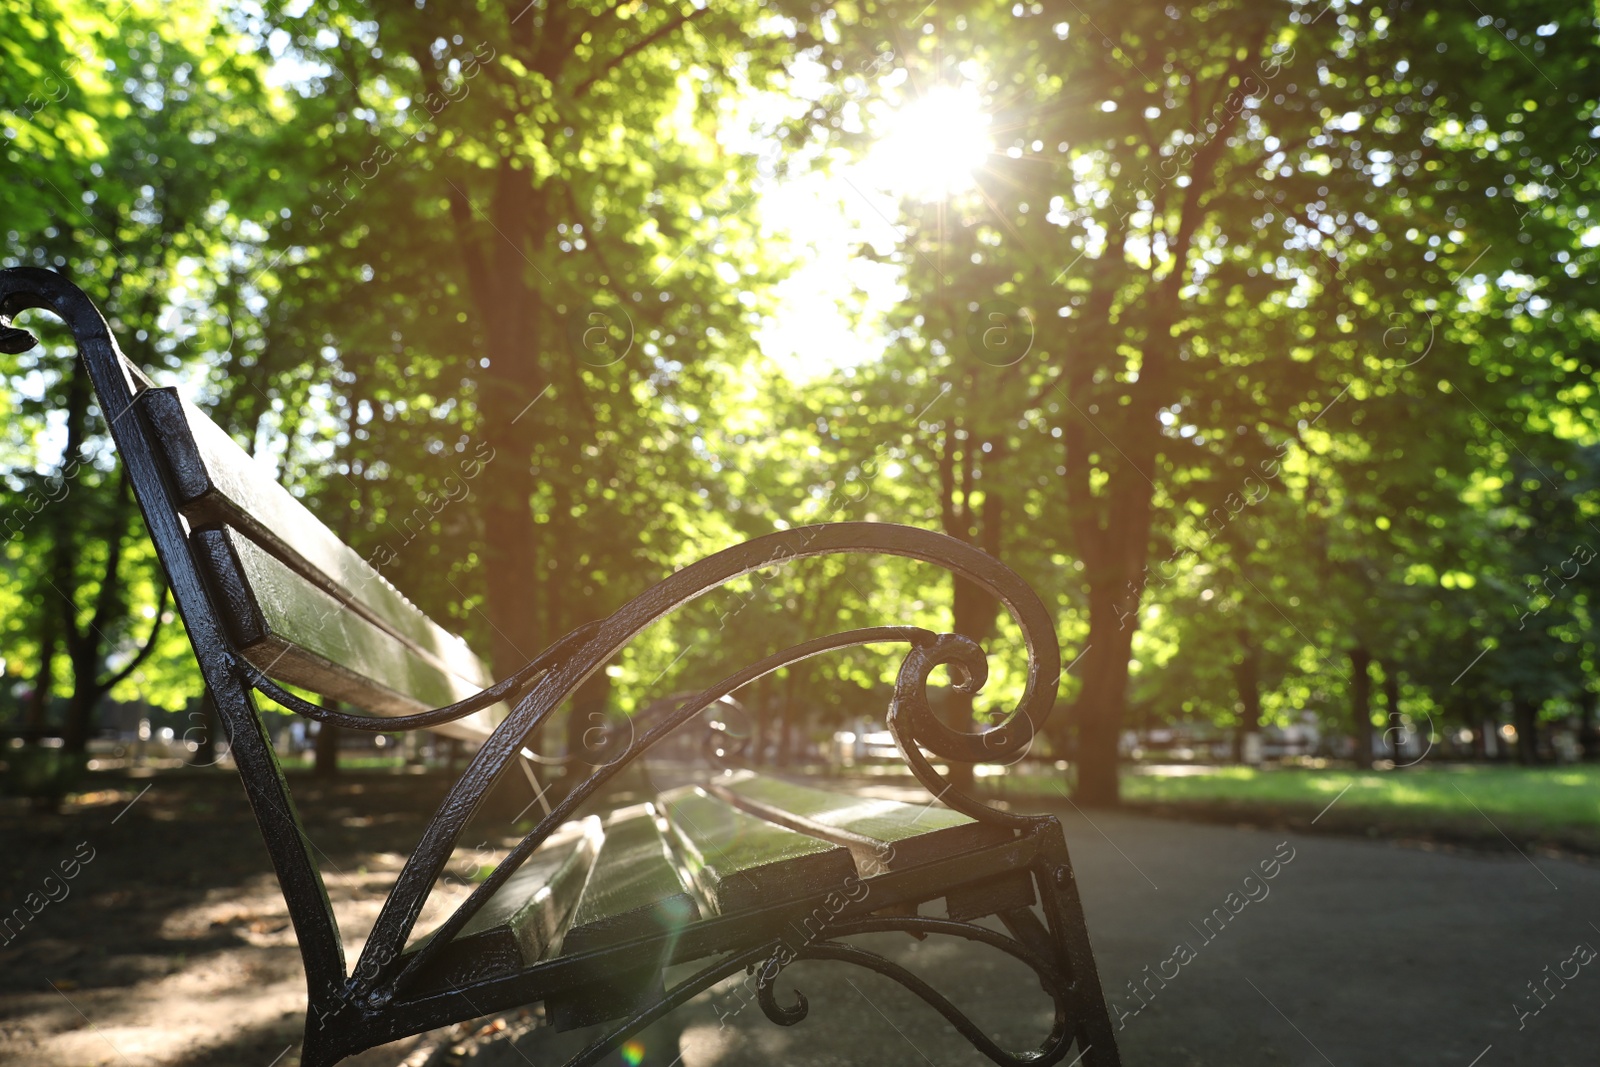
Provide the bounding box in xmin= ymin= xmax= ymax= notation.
xmin=1059 ymin=97 xmax=1244 ymax=806
xmin=1060 ymin=338 xmax=1160 ymax=807
xmin=31 ymin=347 xmax=94 ymax=743
xmin=932 ymin=413 xmax=1005 ymax=793
xmin=61 ymin=473 xmax=140 ymax=755
xmin=1231 ymin=629 xmax=1262 ymax=764
xmin=944 ymin=493 xmax=1004 ymax=793
xmin=753 ymin=672 xmax=774 ymax=767
xmin=23 ymin=617 xmax=58 ymax=741
xmin=314 ymin=718 xmax=341 ymax=777
xmin=1574 ymin=694 xmax=1600 ymax=758
xmin=1071 ymin=580 xmax=1143 ymax=805
xmin=1382 ymin=665 xmax=1404 ymax=764
xmin=61 ymin=666 xmax=100 ymax=754
xmin=776 ymin=667 xmax=798 ymax=768
xmin=1578 ymin=690 xmax=1599 ymax=762
xmin=456 ymin=165 xmax=549 ymax=682
xmin=1350 ymin=647 xmax=1374 ymax=769
xmin=1513 ymin=698 xmax=1540 ymax=766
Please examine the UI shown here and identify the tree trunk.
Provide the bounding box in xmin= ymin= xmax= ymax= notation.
xmin=776 ymin=668 xmax=799 ymax=768
xmin=1057 ymin=112 xmax=1235 ymax=805
xmin=1231 ymin=630 xmax=1262 ymax=764
xmin=1071 ymin=580 xmax=1141 ymax=805
xmin=1059 ymin=370 xmax=1160 ymax=807
xmin=457 ymin=165 xmax=549 ymax=682
xmin=1513 ymin=698 xmax=1540 ymax=766
xmin=934 ymin=421 xmax=1005 ymax=794
xmin=61 ymin=677 xmax=99 ymax=754
xmin=1579 ymin=691 xmax=1599 ymax=762
xmin=753 ymin=674 xmax=773 ymax=767
xmin=193 ymin=689 xmax=219 ymax=766
xmin=62 ymin=472 xmax=145 ymax=755
xmin=314 ymin=720 xmax=340 ymax=777
xmin=23 ymin=617 xmax=58 ymax=741
xmin=30 ymin=343 xmax=93 ymax=743
xmin=945 ymin=547 xmax=1001 ymax=792
xmin=1382 ymin=665 xmax=1404 ymax=764
xmin=1350 ymin=647 xmax=1374 ymax=769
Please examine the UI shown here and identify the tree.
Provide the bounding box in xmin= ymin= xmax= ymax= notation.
xmin=816 ymin=0 xmax=1600 ymax=801
xmin=2 ymin=0 xmax=272 ymax=746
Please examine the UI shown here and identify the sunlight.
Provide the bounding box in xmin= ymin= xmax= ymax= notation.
xmin=867 ymin=83 xmax=992 ymax=200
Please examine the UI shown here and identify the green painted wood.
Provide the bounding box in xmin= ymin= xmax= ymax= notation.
xmin=709 ymin=771 xmax=1012 ymax=876
xmin=561 ymin=803 xmax=700 ymax=956
xmin=139 ymin=387 xmax=495 ymax=691
xmin=547 ymin=804 xmax=702 ymax=1032
xmin=407 ymin=818 xmax=601 ymax=988
xmin=192 ymin=525 xmax=505 ymax=741
xmin=659 ymin=786 xmax=855 ymax=915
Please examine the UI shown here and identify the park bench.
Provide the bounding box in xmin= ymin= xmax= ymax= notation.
xmin=0 ymin=266 xmax=1120 ymax=1067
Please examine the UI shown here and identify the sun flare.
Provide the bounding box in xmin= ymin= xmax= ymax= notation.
xmin=870 ymin=83 xmax=992 ymax=201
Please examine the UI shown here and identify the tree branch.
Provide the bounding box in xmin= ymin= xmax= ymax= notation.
xmin=96 ymin=582 xmax=169 ymax=696
xmin=569 ymin=6 xmax=713 ymax=99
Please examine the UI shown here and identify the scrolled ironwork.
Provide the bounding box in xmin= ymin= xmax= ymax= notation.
xmin=781 ymin=915 xmax=1076 ymax=1065
xmin=571 ymin=914 xmax=1080 ymax=1067
xmin=370 ymin=523 xmax=1064 ymax=994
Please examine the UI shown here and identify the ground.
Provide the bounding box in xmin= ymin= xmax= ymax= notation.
xmin=0 ymin=771 xmax=504 ymax=1067
xmin=1 ymin=766 xmax=1595 ymax=1065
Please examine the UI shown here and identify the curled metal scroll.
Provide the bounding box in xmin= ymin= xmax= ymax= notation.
xmin=888 ymin=632 xmax=1046 ymax=830
xmin=567 ymin=915 xmax=1078 ymax=1067
xmin=364 ymin=523 xmax=1062 ymax=994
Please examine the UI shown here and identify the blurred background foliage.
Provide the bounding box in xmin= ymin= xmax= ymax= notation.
xmin=3 ymin=0 xmax=1599 ymax=802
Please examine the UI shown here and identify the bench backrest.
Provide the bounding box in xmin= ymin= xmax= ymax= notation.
xmin=137 ymin=387 xmax=506 ymax=742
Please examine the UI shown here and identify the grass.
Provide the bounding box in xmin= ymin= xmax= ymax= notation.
xmin=993 ymin=763 xmax=1600 ymax=843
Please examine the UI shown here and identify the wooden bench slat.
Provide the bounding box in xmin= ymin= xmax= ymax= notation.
xmin=407 ymin=818 xmax=601 ymax=988
xmin=561 ymin=803 xmax=700 ymax=955
xmin=659 ymin=786 xmax=855 ymax=915
xmin=708 ymin=771 xmax=1012 ymax=877
xmin=546 ymin=804 xmax=703 ymax=1032
xmin=191 ymin=525 xmax=504 ymax=741
xmin=139 ymin=387 xmax=494 ymax=690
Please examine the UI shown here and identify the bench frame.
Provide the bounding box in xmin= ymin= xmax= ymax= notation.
xmin=0 ymin=267 xmax=1120 ymax=1067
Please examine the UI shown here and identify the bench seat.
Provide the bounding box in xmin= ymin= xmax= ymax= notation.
xmin=406 ymin=771 xmax=1041 ymax=1028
